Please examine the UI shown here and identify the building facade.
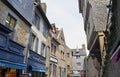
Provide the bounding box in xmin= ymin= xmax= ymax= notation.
xmin=46 ymin=24 xmax=60 ymax=77
xmin=0 ymin=0 xmax=52 ymax=77
xmin=71 ymin=44 xmax=86 ymax=77
xmin=65 ymin=46 xmax=73 ymax=77
xmin=103 ymin=0 xmax=120 ymax=77
xmin=46 ymin=24 xmax=72 ymax=77
xmin=0 ymin=0 xmax=31 ymax=77
xmin=79 ymin=0 xmax=109 ymax=77
xmin=27 ymin=1 xmax=52 ymax=77
xmin=56 ymin=28 xmax=67 ymax=77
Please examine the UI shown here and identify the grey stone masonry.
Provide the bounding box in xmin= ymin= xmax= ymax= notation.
xmin=89 ymin=0 xmax=110 ymax=31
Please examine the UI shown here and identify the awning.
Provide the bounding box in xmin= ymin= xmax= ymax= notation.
xmin=0 ymin=60 xmax=26 ymax=70
xmin=32 ymin=66 xmax=47 ymax=72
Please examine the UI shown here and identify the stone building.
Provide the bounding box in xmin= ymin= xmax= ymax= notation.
xmin=46 ymin=24 xmax=60 ymax=77
xmin=0 ymin=0 xmax=52 ymax=77
xmin=0 ymin=0 xmax=31 ymax=77
xmin=46 ymin=23 xmax=72 ymax=77
xmin=78 ymin=0 xmax=110 ymax=77
xmin=65 ymin=45 xmax=73 ymax=77
xmin=27 ymin=1 xmax=52 ymax=77
xmin=103 ymin=0 xmax=120 ymax=77
xmin=71 ymin=44 xmax=86 ymax=77
xmin=56 ymin=28 xmax=67 ymax=77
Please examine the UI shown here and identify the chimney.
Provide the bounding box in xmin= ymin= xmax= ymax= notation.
xmin=41 ymin=3 xmax=47 ymax=14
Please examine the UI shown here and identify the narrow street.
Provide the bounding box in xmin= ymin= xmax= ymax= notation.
xmin=0 ymin=0 xmax=120 ymax=77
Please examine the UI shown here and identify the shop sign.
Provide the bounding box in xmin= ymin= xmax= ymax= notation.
xmin=50 ymin=57 xmax=58 ymax=63
xmin=31 ymin=56 xmax=45 ymax=64
xmin=0 ymin=34 xmax=7 ymax=47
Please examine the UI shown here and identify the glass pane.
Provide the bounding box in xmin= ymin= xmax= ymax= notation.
xmin=10 ymin=18 xmax=16 ymax=30
xmin=5 ymin=15 xmax=10 ymax=27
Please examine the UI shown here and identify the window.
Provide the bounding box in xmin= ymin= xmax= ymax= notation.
xmin=76 ymin=55 xmax=80 ymax=59
xmin=51 ymin=43 xmax=53 ymax=52
xmin=51 ymin=43 xmax=57 ymax=54
xmin=5 ymin=14 xmax=16 ymax=30
xmin=41 ymin=43 xmax=46 ymax=57
xmin=87 ymin=22 xmax=90 ymax=34
xmin=63 ymin=52 xmax=64 ymax=59
xmin=31 ymin=34 xmax=35 ymax=50
xmin=76 ymin=52 xmax=79 ymax=54
xmin=67 ymin=65 xmax=70 ymax=70
xmin=67 ymin=53 xmax=70 ymax=58
xmin=50 ymin=64 xmax=52 ymax=74
xmin=60 ymin=67 xmax=66 ymax=77
xmin=43 ymin=23 xmax=47 ymax=38
xmin=54 ymin=45 xmax=56 ymax=53
xmin=53 ymin=64 xmax=57 ymax=77
xmin=72 ymin=52 xmax=73 ymax=56
xmin=34 ymin=12 xmax=40 ymax=30
xmin=76 ymin=62 xmax=81 ymax=66
xmin=61 ymin=51 xmax=64 ymax=60
xmin=35 ymin=37 xmax=39 ymax=53
xmin=61 ymin=51 xmax=63 ymax=59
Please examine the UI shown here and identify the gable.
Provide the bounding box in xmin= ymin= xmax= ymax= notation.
xmin=57 ymin=28 xmax=66 ymax=45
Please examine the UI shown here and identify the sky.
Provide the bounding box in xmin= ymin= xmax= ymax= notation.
xmin=41 ymin=0 xmax=88 ymax=55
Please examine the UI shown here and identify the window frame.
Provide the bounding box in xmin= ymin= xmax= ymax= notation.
xmin=43 ymin=22 xmax=47 ymax=38
xmin=67 ymin=53 xmax=70 ymax=58
xmin=5 ymin=14 xmax=16 ymax=30
xmin=41 ymin=42 xmax=46 ymax=57
xmin=31 ymin=33 xmax=36 ymax=50
xmin=34 ymin=12 xmax=40 ymax=30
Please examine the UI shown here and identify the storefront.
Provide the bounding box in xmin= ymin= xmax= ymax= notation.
xmin=0 ymin=23 xmax=26 ymax=77
xmin=50 ymin=56 xmax=58 ymax=77
xmin=60 ymin=67 xmax=66 ymax=77
xmin=27 ymin=50 xmax=47 ymax=77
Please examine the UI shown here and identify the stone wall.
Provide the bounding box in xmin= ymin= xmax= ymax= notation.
xmin=0 ymin=1 xmax=30 ymax=46
xmin=89 ymin=0 xmax=109 ymax=31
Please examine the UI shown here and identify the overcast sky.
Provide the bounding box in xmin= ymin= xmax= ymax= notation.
xmin=41 ymin=0 xmax=88 ymax=54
